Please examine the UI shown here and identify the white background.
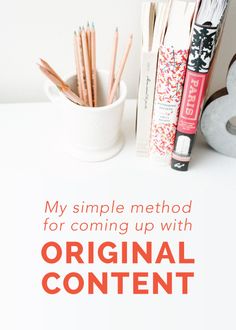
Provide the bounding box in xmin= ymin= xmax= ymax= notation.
xmin=0 ymin=101 xmax=235 ymax=330
xmin=0 ymin=0 xmax=236 ymax=103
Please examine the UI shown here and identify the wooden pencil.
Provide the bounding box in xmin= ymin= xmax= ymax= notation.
xmin=73 ymin=31 xmax=83 ymax=98
xmin=107 ymin=27 xmax=119 ymax=103
xmin=38 ymin=64 xmax=63 ymax=88
xmin=77 ymin=27 xmax=89 ymax=105
xmin=62 ymin=87 xmax=85 ymax=105
xmin=86 ymin=22 xmax=92 ymax=67
xmin=81 ymin=27 xmax=93 ymax=107
xmin=108 ymin=34 xmax=133 ymax=105
xmin=91 ymin=23 xmax=97 ymax=107
xmin=38 ymin=64 xmax=85 ymax=106
xmin=39 ymin=58 xmax=64 ymax=84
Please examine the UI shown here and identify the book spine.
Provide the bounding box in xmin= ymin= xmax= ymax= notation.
xmin=171 ymin=24 xmax=218 ymax=171
xmin=136 ymin=51 xmax=158 ymax=157
xmin=149 ymin=45 xmax=189 ymax=162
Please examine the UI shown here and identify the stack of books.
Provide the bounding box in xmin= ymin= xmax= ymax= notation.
xmin=136 ymin=0 xmax=229 ymax=171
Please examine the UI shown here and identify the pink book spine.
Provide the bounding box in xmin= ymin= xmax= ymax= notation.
xmin=171 ymin=23 xmax=219 ymax=171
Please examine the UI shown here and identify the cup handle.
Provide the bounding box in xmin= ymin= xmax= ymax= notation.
xmin=44 ymin=80 xmax=61 ymax=103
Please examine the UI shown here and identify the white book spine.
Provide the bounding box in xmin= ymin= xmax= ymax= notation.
xmin=136 ymin=51 xmax=158 ymax=157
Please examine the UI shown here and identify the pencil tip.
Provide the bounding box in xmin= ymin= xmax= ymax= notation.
xmin=38 ymin=64 xmax=44 ymax=71
xmin=74 ymin=30 xmax=77 ymax=36
xmin=116 ymin=27 xmax=118 ymax=32
xmin=92 ymin=22 xmax=95 ymax=29
xmin=87 ymin=21 xmax=90 ymax=27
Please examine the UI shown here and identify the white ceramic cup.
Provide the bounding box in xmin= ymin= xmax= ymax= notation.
xmin=45 ymin=70 xmax=127 ymax=161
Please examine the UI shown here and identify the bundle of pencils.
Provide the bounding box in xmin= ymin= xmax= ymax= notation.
xmin=74 ymin=23 xmax=97 ymax=107
xmin=38 ymin=22 xmax=132 ymax=108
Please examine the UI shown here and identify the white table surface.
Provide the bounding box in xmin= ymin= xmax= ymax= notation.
xmin=0 ymin=100 xmax=235 ymax=330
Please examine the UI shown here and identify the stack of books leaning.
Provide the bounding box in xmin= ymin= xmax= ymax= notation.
xmin=136 ymin=0 xmax=229 ymax=171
